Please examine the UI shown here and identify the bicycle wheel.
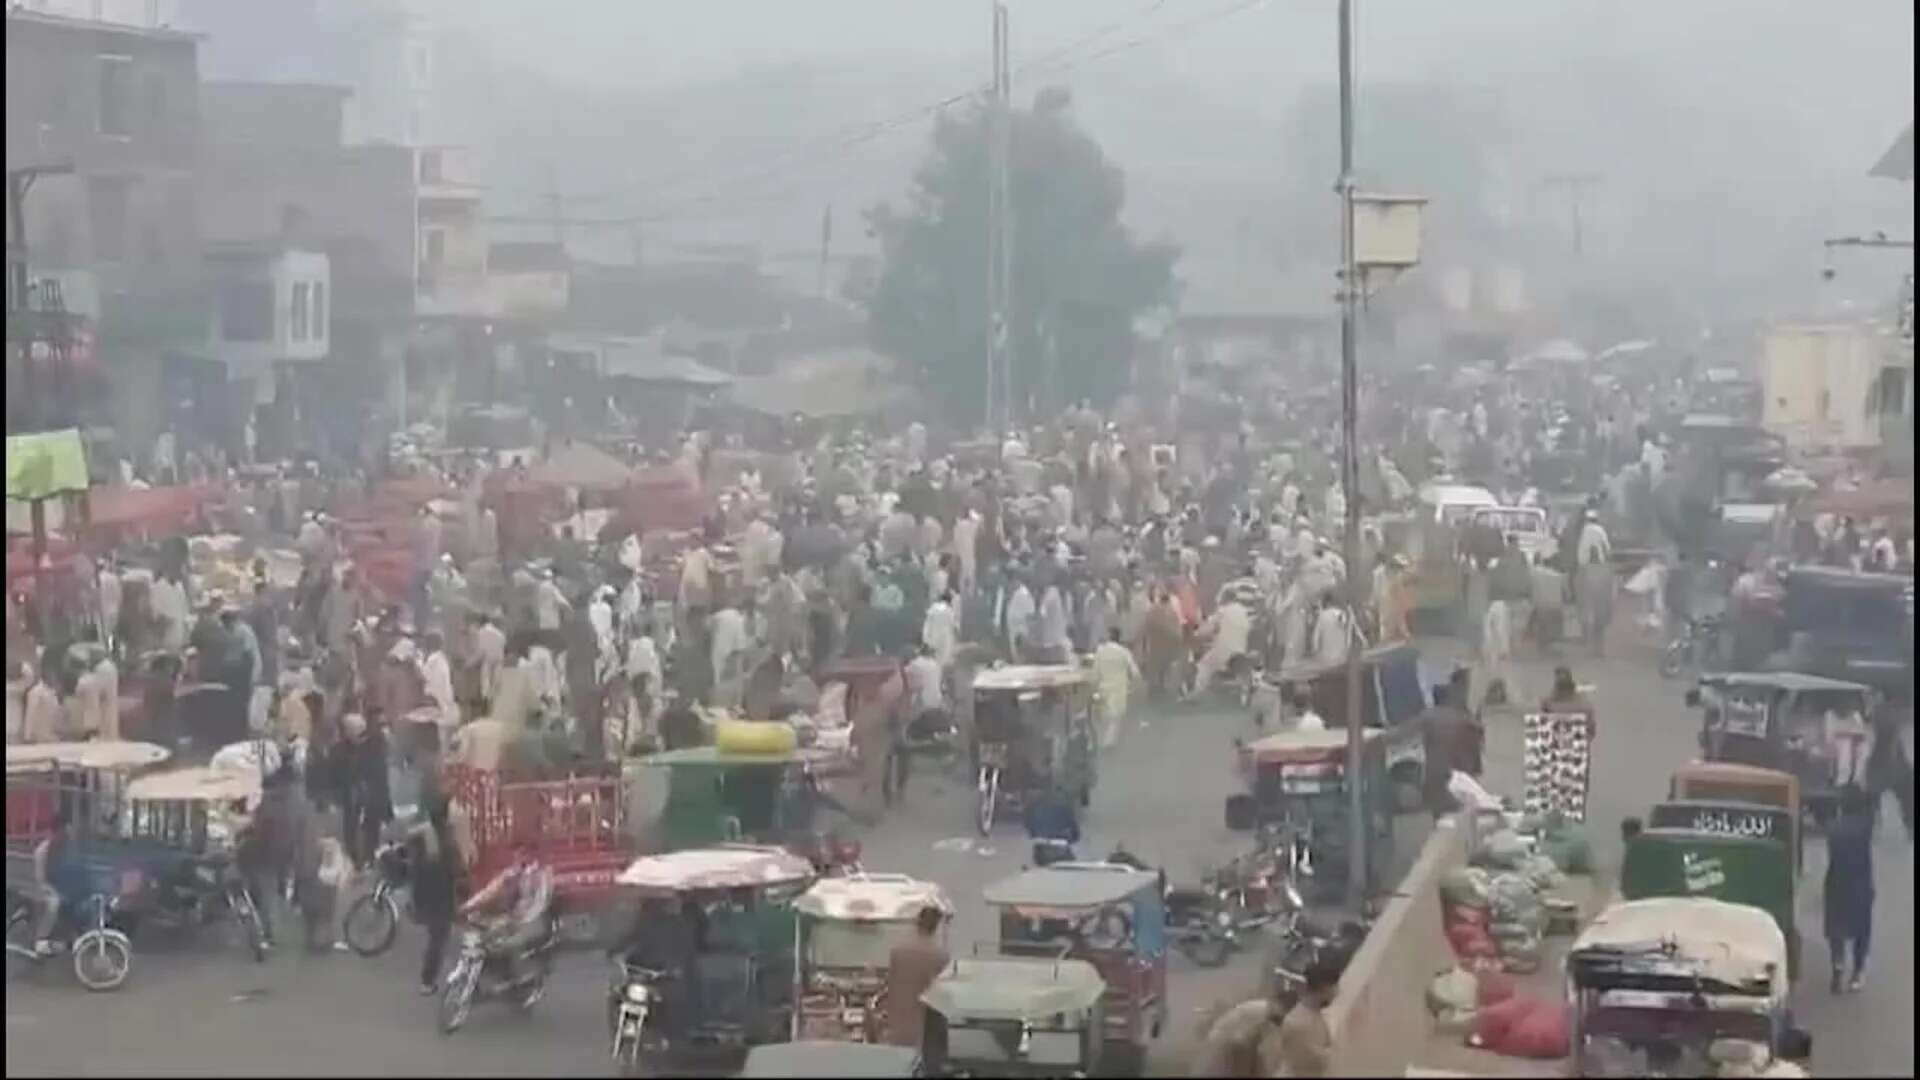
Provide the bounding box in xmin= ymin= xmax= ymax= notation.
xmin=439 ymin=962 xmax=479 ymax=1034
xmin=343 ymin=892 xmax=400 ymax=958
xmin=71 ymin=930 xmax=133 ymax=992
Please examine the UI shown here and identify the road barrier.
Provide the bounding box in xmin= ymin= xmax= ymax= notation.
xmin=1325 ymin=813 xmax=1471 ymax=1077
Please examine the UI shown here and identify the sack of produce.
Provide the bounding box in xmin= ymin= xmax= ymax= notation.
xmin=1476 ymin=970 xmax=1517 ymax=1007
xmin=1517 ymin=853 xmax=1565 ymax=892
xmin=1445 ymin=922 xmax=1499 ymax=960
xmin=1466 ymin=996 xmax=1532 ymax=1049
xmin=1474 ymin=829 xmax=1531 ymax=869
xmin=1487 ymin=873 xmax=1543 ymax=926
xmin=1538 ymin=830 xmax=1594 ymax=875
xmin=713 ymin=719 xmax=799 ymax=755
xmin=1440 ymin=866 xmax=1492 ymax=907
xmin=1426 ymin=968 xmax=1480 ymax=1017
xmin=1499 ymin=999 xmax=1571 ymax=1058
xmin=1442 ymin=901 xmax=1491 ymax=931
xmin=1433 ymin=1006 xmax=1479 ymax=1036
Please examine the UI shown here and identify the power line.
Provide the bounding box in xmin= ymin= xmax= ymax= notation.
xmin=486 ymin=0 xmax=1271 ymax=233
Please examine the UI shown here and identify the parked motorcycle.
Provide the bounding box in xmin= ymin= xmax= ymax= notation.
xmin=343 ymin=841 xmax=413 ymax=957
xmin=4 ymin=888 xmax=134 ymax=992
xmin=1269 ymin=886 xmax=1370 ymax=1014
xmin=1661 ymin=613 xmax=1724 ymax=678
xmin=438 ymin=915 xmax=558 ymax=1034
xmin=116 ymin=852 xmax=269 ymax=962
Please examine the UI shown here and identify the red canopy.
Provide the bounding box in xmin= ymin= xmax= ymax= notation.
xmin=86 ymin=485 xmax=213 ymax=534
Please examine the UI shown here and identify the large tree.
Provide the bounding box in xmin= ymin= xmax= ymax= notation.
xmin=865 ymin=94 xmax=1177 ymax=423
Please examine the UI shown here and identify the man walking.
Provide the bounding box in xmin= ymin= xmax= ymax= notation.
xmin=881 ymin=905 xmax=950 ymax=1047
xmin=1824 ymin=786 xmax=1877 ymax=993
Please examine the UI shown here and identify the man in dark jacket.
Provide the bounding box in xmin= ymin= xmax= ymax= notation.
xmin=1824 ymin=785 xmax=1877 ymax=993
xmin=334 ymin=712 xmax=393 ymax=870
xmin=238 ymin=765 xmax=309 ymax=947
xmin=1419 ymin=677 xmax=1484 ymax=816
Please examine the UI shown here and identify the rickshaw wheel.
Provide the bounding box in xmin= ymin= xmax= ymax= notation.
xmin=6 ymin=909 xmax=36 ymax=982
xmin=71 ymin=931 xmax=133 ymax=992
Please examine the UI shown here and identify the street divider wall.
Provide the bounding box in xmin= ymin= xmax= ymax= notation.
xmin=1326 ymin=813 xmax=1470 ymax=1078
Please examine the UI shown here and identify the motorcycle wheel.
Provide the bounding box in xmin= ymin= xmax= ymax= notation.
xmin=976 ymin=767 xmax=999 ymax=836
xmin=70 ymin=930 xmax=133 ymax=992
xmin=343 ymin=892 xmax=400 ymax=958
xmin=439 ymin=962 xmax=479 ymax=1034
xmin=232 ymin=892 xmax=269 ymax=963
xmin=1180 ymin=930 xmax=1232 ymax=968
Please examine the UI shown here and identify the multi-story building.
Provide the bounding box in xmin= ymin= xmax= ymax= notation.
xmin=5 ymin=5 xmax=204 ymax=443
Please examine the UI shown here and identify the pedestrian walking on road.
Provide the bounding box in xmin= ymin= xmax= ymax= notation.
xmin=881 ymin=905 xmax=949 ymax=1048
xmin=1823 ymin=785 xmax=1877 ymax=994
xmin=407 ymin=796 xmax=461 ymax=994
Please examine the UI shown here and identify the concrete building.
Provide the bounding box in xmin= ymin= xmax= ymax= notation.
xmin=5 ymin=6 xmax=205 ymax=444
xmin=1761 ymin=321 xmax=1910 ymax=452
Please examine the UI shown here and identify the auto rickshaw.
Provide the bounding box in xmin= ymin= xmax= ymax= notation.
xmin=4 ymin=740 xmax=170 ymax=990
xmin=739 ymin=1041 xmax=922 ymax=1078
xmin=1663 ymin=761 xmax=1802 ymax=874
xmin=607 ymin=844 xmax=816 ymax=1074
xmin=1568 ymin=897 xmax=1811 ymax=1077
xmin=637 ymin=745 xmax=862 ymax=871
xmin=1619 ymin=826 xmax=1798 ymax=979
xmin=1223 ymin=727 xmax=1394 ymax=904
xmin=791 ymin=873 xmax=954 ymax=1042
xmin=980 ymin=862 xmax=1166 ymax=1072
xmin=1261 ymin=642 xmax=1428 ymax=811
xmin=970 ymin=665 xmax=1099 ymax=836
xmin=919 ymin=957 xmax=1111 ymax=1078
xmin=112 ymin=761 xmax=271 ymax=962
xmin=1685 ymin=671 xmax=1876 ymax=824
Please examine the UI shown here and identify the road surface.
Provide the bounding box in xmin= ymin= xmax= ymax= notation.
xmin=6 ymin=638 xmax=1912 ymax=1076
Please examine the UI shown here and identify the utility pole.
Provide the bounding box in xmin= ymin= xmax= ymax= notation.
xmin=1336 ymin=0 xmax=1368 ymax=908
xmin=1544 ymin=172 xmax=1602 ymax=255
xmin=986 ymin=0 xmax=1013 ymax=434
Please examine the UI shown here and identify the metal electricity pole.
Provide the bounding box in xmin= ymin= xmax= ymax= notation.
xmin=1544 ymin=172 xmax=1602 ymax=255
xmin=1336 ymin=0 xmax=1367 ymax=908
xmin=986 ymin=0 xmax=1013 ymax=434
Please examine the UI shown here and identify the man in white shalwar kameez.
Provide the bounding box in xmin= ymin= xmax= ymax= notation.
xmin=1192 ymin=599 xmax=1251 ymax=697
xmin=1090 ymin=630 xmax=1141 ymax=749
xmin=922 ymin=593 xmax=959 ymax=669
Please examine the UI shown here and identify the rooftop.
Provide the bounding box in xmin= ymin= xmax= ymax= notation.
xmin=5 ymin=6 xmax=203 ymax=43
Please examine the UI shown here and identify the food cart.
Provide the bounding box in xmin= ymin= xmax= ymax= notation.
xmin=981 ymin=863 xmax=1167 ymax=1072
xmin=1568 ymin=897 xmax=1810 ymax=1077
xmin=970 ymin=664 xmax=1099 ymax=836
xmin=791 ymin=873 xmax=953 ymax=1042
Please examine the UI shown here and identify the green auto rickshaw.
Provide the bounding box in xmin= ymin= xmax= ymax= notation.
xmin=1620 ymin=826 xmax=1798 ymax=979
xmin=636 ymin=745 xmax=862 ymax=871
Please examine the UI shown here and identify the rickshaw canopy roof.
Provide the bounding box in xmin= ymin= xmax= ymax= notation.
xmin=972 ymin=664 xmax=1093 ymax=693
xmin=739 ymin=1042 xmax=922 ymax=1078
xmin=639 ymin=745 xmax=832 ymax=769
xmin=920 ymin=957 xmax=1107 ymax=1021
xmin=794 ymin=873 xmax=953 ymax=921
xmin=124 ymin=765 xmax=262 ymax=803
xmin=1571 ymin=897 xmax=1786 ymax=990
xmin=982 ymin=863 xmax=1160 ymax=909
xmin=1243 ymin=727 xmax=1383 ymax=765
xmin=6 ymin=740 xmax=170 ymax=773
xmin=615 ymin=844 xmax=815 ymax=892
xmin=1670 ymin=761 xmax=1803 ymax=803
xmin=1698 ymin=671 xmax=1873 ymax=696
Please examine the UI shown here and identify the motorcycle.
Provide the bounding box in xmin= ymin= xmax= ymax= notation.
xmin=1660 ymin=613 xmax=1724 ymax=678
xmin=4 ymin=887 xmax=134 ymax=992
xmin=438 ymin=915 xmax=558 ymax=1034
xmin=343 ymin=841 xmax=414 ymax=957
xmin=607 ymin=959 xmax=672 ymax=1076
xmin=118 ymin=852 xmax=269 ymax=962
xmin=1167 ymin=846 xmax=1297 ymax=968
xmin=1269 ymin=885 xmax=1370 ymax=1014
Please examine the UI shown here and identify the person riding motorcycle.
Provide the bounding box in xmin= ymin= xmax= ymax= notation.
xmin=457 ymin=839 xmax=554 ymax=983
xmin=27 ymin=809 xmax=81 ymax=956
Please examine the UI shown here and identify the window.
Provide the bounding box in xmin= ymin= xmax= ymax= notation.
xmin=97 ymin=55 xmax=132 ymax=137
xmin=220 ymin=279 xmax=273 ymax=342
xmin=146 ymin=73 xmax=168 ymax=137
xmin=291 ymin=282 xmax=310 ymax=341
xmin=311 ymin=282 xmax=326 ymax=340
xmin=86 ymin=176 xmax=129 ymax=262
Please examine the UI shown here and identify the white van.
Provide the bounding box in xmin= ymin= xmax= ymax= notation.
xmin=1416 ymin=482 xmax=1498 ymax=526
xmin=1469 ymin=505 xmax=1553 ymax=562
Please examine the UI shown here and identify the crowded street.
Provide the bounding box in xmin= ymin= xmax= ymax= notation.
xmin=6 ymin=1 xmax=1916 ymax=1078
xmin=6 ymin=646 xmax=1914 ymax=1076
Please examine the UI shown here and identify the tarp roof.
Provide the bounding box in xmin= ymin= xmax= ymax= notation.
xmin=920 ymin=958 xmax=1107 ymax=1020
xmin=5 ymin=428 xmax=89 ymax=503
xmin=1870 ymin=124 xmax=1913 ymax=181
